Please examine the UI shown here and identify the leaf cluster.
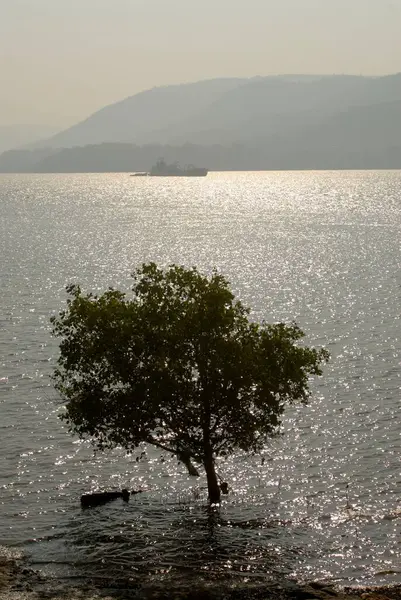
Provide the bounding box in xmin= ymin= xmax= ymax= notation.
xmin=51 ymin=263 xmax=329 ymax=462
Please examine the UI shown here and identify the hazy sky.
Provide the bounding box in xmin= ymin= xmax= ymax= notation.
xmin=1 ymin=0 xmax=400 ymax=127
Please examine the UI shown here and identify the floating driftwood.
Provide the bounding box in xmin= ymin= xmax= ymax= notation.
xmin=80 ymin=489 xmax=142 ymax=507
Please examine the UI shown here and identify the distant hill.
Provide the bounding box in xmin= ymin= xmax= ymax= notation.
xmin=31 ymin=73 xmax=401 ymax=149
xmin=1 ymin=131 xmax=400 ymax=174
xmin=1 ymin=73 xmax=400 ymax=172
xmin=33 ymin=78 xmax=246 ymax=149
xmin=0 ymin=148 xmax=57 ymax=172
xmin=145 ymin=74 xmax=401 ymax=146
xmin=0 ymin=124 xmax=60 ymax=154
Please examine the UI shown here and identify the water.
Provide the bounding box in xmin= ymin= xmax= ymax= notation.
xmin=0 ymin=171 xmax=400 ymax=591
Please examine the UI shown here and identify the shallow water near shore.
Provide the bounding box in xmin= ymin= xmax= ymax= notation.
xmin=1 ymin=171 xmax=400 ymax=592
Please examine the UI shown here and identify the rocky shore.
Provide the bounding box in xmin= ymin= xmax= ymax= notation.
xmin=2 ymin=555 xmax=401 ymax=600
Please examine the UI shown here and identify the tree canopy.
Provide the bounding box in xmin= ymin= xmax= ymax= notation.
xmin=51 ymin=263 xmax=329 ymax=503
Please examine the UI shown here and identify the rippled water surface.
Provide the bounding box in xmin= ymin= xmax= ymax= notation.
xmin=0 ymin=171 xmax=400 ymax=590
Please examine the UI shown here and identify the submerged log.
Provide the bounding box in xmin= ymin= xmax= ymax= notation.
xmin=80 ymin=488 xmax=132 ymax=507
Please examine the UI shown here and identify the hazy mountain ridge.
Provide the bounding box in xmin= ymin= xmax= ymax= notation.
xmin=0 ymin=124 xmax=60 ymax=154
xmin=32 ymin=78 xmax=247 ymax=149
xmin=30 ymin=73 xmax=401 ymax=148
xmin=1 ymin=73 xmax=400 ymax=171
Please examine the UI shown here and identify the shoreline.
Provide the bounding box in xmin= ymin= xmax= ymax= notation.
xmin=2 ymin=556 xmax=401 ymax=600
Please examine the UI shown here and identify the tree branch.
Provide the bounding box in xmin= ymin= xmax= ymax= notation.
xmin=145 ymin=436 xmax=175 ymax=455
xmin=145 ymin=435 xmax=200 ymax=476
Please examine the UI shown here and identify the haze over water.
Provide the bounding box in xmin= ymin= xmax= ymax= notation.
xmin=0 ymin=171 xmax=400 ymax=591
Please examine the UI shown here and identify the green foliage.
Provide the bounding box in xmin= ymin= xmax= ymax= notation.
xmin=51 ymin=263 xmax=329 ymax=486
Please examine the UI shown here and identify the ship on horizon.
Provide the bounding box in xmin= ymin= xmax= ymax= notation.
xmin=149 ymin=159 xmax=208 ymax=177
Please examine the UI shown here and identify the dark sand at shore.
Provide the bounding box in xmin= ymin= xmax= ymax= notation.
xmin=2 ymin=555 xmax=401 ymax=600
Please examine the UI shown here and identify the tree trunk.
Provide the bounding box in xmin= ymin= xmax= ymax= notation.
xmin=203 ymin=447 xmax=221 ymax=504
